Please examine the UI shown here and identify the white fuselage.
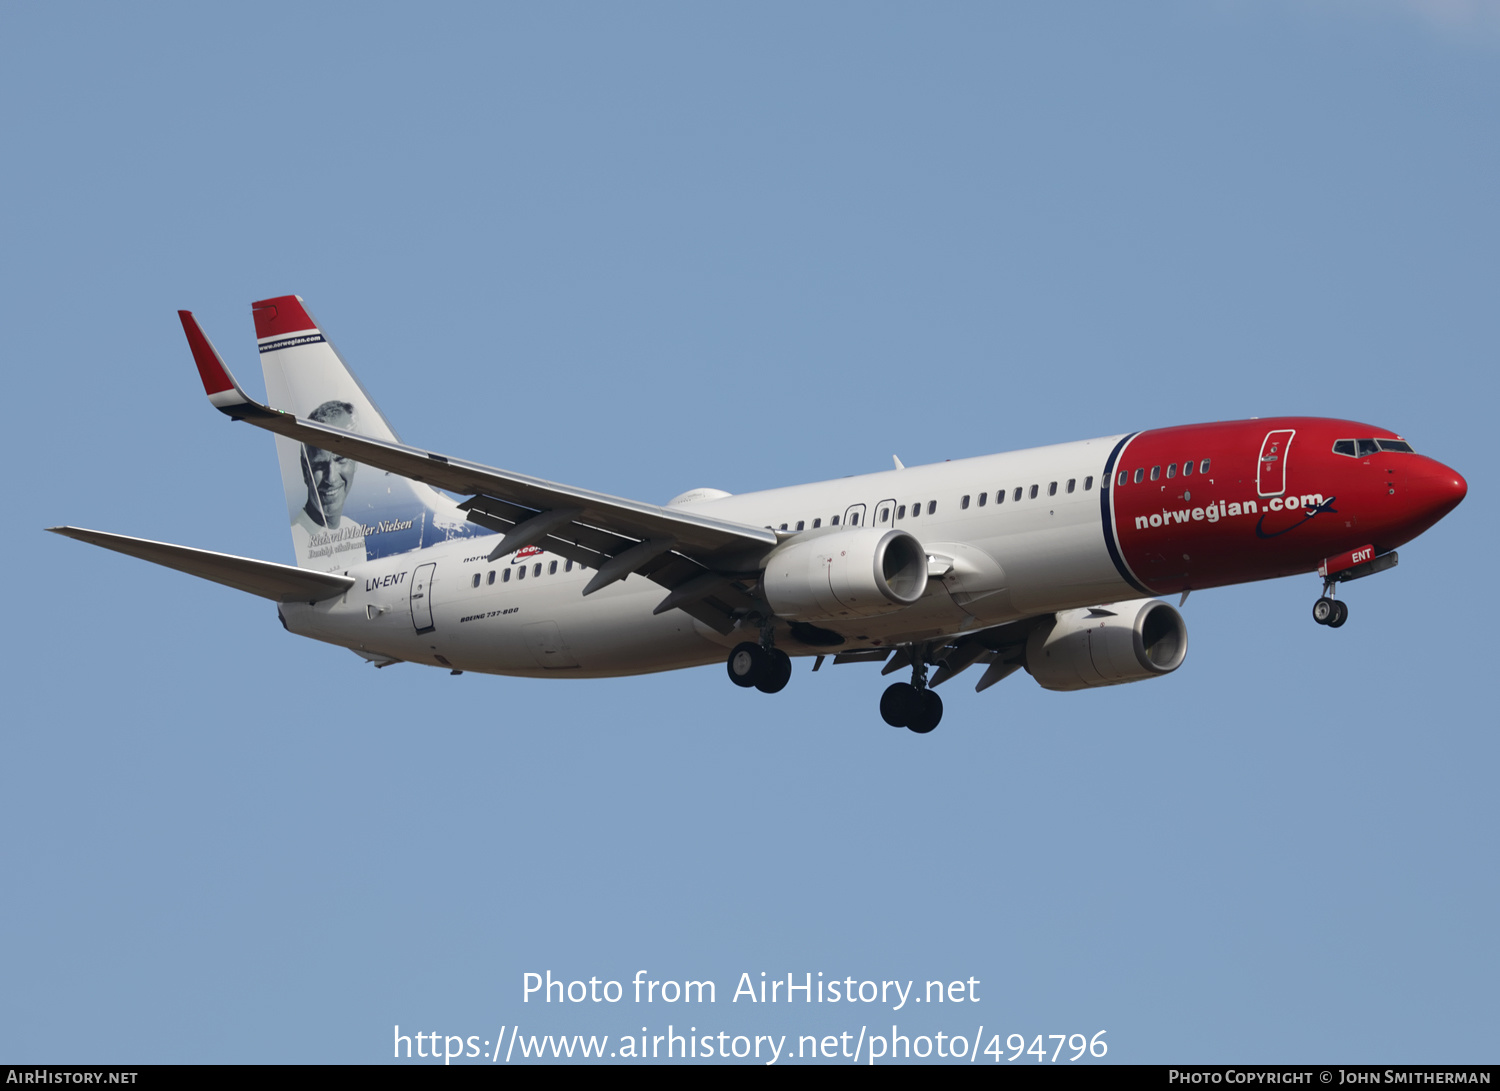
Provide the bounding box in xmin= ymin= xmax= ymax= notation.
xmin=280 ymin=436 xmax=1138 ymax=677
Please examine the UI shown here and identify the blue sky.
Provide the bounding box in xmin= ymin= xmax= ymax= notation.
xmin=2 ymin=2 xmax=1494 ymax=1064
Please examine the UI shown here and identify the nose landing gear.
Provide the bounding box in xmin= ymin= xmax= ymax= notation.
xmin=1312 ymin=545 xmax=1399 ymax=630
xmin=1312 ymin=595 xmax=1348 ymax=628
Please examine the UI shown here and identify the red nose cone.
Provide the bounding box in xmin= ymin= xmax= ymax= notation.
xmin=1447 ymin=468 xmax=1468 ymax=506
xmin=1415 ymin=461 xmax=1467 ymax=522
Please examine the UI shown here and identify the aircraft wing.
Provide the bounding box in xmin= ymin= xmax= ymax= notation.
xmin=48 ymin=526 xmax=355 ymax=603
xmin=181 ymin=312 xmax=775 ymax=630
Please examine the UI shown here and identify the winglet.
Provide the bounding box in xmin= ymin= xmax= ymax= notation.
xmin=178 ymin=310 xmax=259 ymax=416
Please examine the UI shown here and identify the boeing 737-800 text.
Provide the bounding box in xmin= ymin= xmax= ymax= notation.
xmin=50 ymin=296 xmax=1468 ymax=733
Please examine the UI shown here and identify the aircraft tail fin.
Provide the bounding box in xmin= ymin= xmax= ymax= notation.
xmin=179 ymin=297 xmax=489 ymax=572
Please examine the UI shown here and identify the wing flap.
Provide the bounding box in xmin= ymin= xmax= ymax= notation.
xmin=49 ymin=527 xmax=355 ymax=603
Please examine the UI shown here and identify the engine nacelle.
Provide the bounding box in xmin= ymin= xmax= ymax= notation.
xmin=1025 ymin=598 xmax=1188 ymax=692
xmin=761 ymin=528 xmax=928 ymax=622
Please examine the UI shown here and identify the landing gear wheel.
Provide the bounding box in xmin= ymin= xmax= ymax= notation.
xmin=1312 ymin=597 xmax=1336 ymax=625
xmin=756 ymin=649 xmax=793 ymax=693
xmin=1328 ymin=600 xmax=1349 ymax=628
xmin=908 ymin=689 xmax=943 ymax=734
xmin=727 ymin=642 xmax=768 ymax=688
xmin=880 ymin=682 xmax=919 ymax=727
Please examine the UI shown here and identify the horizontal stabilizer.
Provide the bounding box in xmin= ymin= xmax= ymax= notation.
xmin=48 ymin=527 xmax=355 ymax=603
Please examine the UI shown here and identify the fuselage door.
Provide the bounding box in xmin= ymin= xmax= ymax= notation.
xmin=1257 ymin=429 xmax=1296 ymax=497
xmin=410 ymin=562 xmax=436 ymax=634
xmin=843 ymin=503 xmax=867 ymax=527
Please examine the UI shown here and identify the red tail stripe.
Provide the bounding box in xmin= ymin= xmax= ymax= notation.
xmin=251 ymin=295 xmax=316 ymax=340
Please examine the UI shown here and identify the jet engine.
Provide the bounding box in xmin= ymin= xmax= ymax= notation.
xmin=1025 ymin=598 xmax=1188 ymax=692
xmin=761 ymin=528 xmax=928 ymax=622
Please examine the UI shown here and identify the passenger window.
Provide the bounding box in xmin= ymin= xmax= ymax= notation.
xmin=472 ymin=573 xmax=481 ymax=588
xmin=1200 ymin=459 xmax=1211 ymax=473
xmin=1167 ymin=463 xmax=1177 ymax=479
xmin=1117 ymin=471 xmax=1127 ymax=487
xmin=911 ymin=502 xmax=920 ymax=518
xmin=503 ymin=568 xmax=511 ymax=583
xmin=1150 ymin=466 xmax=1160 ymax=481
xmin=779 ymin=523 xmax=788 ymax=531
xmin=1029 ymin=484 xmax=1039 ymax=499
xmin=897 ymin=504 xmax=906 ymax=519
xmin=517 ymin=565 xmax=525 ymax=580
xmin=927 ymin=500 xmax=936 ymax=515
xmin=813 ymin=518 xmax=822 ymax=528
xmin=487 ymin=570 xmax=496 ymax=585
xmin=1085 ymin=476 xmax=1094 ymax=490
xmin=977 ymin=492 xmax=987 ymax=507
xmin=565 ymin=560 xmax=573 ymax=572
xmin=1067 ymin=478 xmax=1076 ymax=493
xmin=1133 ymin=468 xmax=1144 ymax=484
xmin=549 ymin=560 xmax=558 ymax=575
xmin=1183 ymin=461 xmax=1193 ymax=477
xmin=1048 ymin=481 xmax=1058 ymax=496
xmin=832 ymin=515 xmax=840 ymax=526
xmin=1013 ymin=487 xmax=1023 ymax=502
xmin=961 ymin=495 xmax=970 ymax=509
xmin=878 ymin=508 xmax=889 ymax=524
xmin=996 ymin=490 xmax=1004 ymax=504
xmin=796 ymin=520 xmax=805 ymax=531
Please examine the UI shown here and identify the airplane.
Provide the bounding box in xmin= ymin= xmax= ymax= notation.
xmin=50 ymin=295 xmax=1468 ymax=733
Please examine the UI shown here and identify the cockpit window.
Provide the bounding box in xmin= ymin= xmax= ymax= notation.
xmin=1336 ymin=437 xmax=1413 ymax=457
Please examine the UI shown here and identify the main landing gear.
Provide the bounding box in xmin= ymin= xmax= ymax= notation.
xmin=879 ymin=649 xmax=943 ymax=734
xmin=726 ymin=641 xmax=792 ymax=693
xmin=726 ymin=629 xmax=944 ymax=734
xmin=1312 ymin=596 xmax=1348 ymax=628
